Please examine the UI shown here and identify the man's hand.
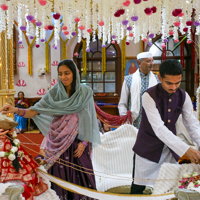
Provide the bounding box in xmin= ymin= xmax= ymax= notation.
xmin=0 ymin=129 xmax=9 ymax=136
xmin=74 ymin=142 xmax=86 ymax=158
xmin=185 ymin=147 xmax=200 ymax=164
xmin=0 ymin=104 xmax=17 ymax=114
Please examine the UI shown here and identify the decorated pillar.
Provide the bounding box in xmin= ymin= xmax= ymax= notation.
xmin=0 ymin=31 xmax=16 ymax=109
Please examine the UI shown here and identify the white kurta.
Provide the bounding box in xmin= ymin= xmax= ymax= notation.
xmin=134 ymin=92 xmax=200 ymax=186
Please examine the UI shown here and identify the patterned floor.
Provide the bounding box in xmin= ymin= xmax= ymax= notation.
xmin=17 ymin=131 xmax=44 ymax=158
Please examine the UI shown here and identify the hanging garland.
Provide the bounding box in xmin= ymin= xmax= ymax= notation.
xmin=60 ymin=36 xmax=68 ymax=60
xmin=82 ymin=39 xmax=87 ymax=75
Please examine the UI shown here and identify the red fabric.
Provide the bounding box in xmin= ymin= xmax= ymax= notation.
xmin=15 ymin=98 xmax=29 ymax=107
xmin=180 ymin=37 xmax=185 ymax=68
xmin=95 ymin=104 xmax=132 ymax=128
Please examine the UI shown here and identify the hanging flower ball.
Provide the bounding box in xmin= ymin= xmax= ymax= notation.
xmin=74 ymin=17 xmax=80 ymax=23
xmin=186 ymin=21 xmax=193 ymax=26
xmin=183 ymin=27 xmax=188 ymax=32
xmin=18 ymin=41 xmax=23 ymax=44
xmin=163 ymin=38 xmax=168 ymax=43
xmin=38 ymin=0 xmax=47 ymax=6
xmin=114 ymin=11 xmax=121 ymax=17
xmin=79 ymin=25 xmax=85 ymax=30
xmin=143 ymin=38 xmax=147 ymax=42
xmin=35 ymin=44 xmax=40 ymax=48
xmin=99 ymin=21 xmax=105 ymax=26
xmin=174 ymin=21 xmax=181 ymax=27
xmin=102 ymin=44 xmax=106 ymax=48
xmin=126 ymin=41 xmax=130 ymax=45
xmin=20 ymin=26 xmax=26 ymax=31
xmin=29 ymin=36 xmax=34 ymax=39
xmin=48 ymin=25 xmax=54 ymax=30
xmin=71 ymin=32 xmax=76 ymax=36
xmin=62 ymin=26 xmax=68 ymax=31
xmin=131 ymin=16 xmax=138 ymax=22
xmin=112 ymin=35 xmax=116 ymax=39
xmin=169 ymin=30 xmax=174 ymax=35
xmin=178 ymin=13 xmax=184 ymax=17
xmin=127 ymin=26 xmax=132 ymax=31
xmin=64 ymin=31 xmax=69 ymax=35
xmin=111 ymin=41 xmax=115 ymax=44
xmin=119 ymin=9 xmax=125 ymax=15
xmin=44 ymin=25 xmax=48 ymax=30
xmin=86 ymin=48 xmax=90 ymax=52
xmin=129 ymin=33 xmax=134 ymax=37
xmin=194 ymin=21 xmax=200 ymax=27
xmin=149 ymin=33 xmax=154 ymax=38
xmin=26 ymin=15 xmax=34 ymax=21
xmin=144 ymin=8 xmax=152 ymax=15
xmin=0 ymin=4 xmax=8 ymax=11
xmin=40 ymin=39 xmax=45 ymax=42
xmin=123 ymin=0 xmax=130 ymax=7
xmin=31 ymin=19 xmax=36 ymax=23
xmin=53 ymin=13 xmax=60 ymax=20
xmin=122 ymin=20 xmax=129 ymax=26
xmin=35 ymin=21 xmax=42 ymax=27
xmin=161 ymin=43 xmax=166 ymax=48
xmin=151 ymin=6 xmax=157 ymax=13
xmin=172 ymin=9 xmax=182 ymax=17
xmin=54 ymin=46 xmax=58 ymax=49
xmin=133 ymin=0 xmax=142 ymax=4
xmin=148 ymin=42 xmax=152 ymax=46
xmin=87 ymin=28 xmax=92 ymax=33
xmin=187 ymin=40 xmax=192 ymax=44
xmin=174 ymin=39 xmax=179 ymax=43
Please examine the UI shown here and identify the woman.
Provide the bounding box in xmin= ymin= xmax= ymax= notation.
xmin=0 ymin=59 xmax=100 ymax=200
xmin=15 ymin=91 xmax=29 ymax=133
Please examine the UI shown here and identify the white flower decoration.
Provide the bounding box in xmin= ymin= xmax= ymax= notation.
xmin=11 ymin=146 xmax=18 ymax=153
xmin=187 ymin=182 xmax=195 ymax=188
xmin=11 ymin=131 xmax=17 ymax=137
xmin=8 ymin=154 xmax=16 ymax=161
xmin=0 ymin=151 xmax=5 ymax=157
xmin=182 ymin=173 xmax=192 ymax=178
xmin=13 ymin=139 xmax=20 ymax=146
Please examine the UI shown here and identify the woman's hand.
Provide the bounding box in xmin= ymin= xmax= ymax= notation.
xmin=74 ymin=142 xmax=86 ymax=158
xmin=0 ymin=129 xmax=9 ymax=136
xmin=0 ymin=104 xmax=18 ymax=115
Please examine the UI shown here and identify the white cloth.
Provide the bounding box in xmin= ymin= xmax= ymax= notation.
xmin=137 ymin=52 xmax=153 ymax=60
xmin=92 ymin=124 xmax=138 ymax=192
xmin=134 ymin=91 xmax=200 ymax=187
xmin=130 ymin=69 xmax=158 ymax=120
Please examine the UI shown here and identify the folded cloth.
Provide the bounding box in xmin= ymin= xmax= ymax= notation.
xmin=0 ymin=119 xmax=18 ymax=130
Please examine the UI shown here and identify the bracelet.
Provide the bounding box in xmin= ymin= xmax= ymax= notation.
xmin=18 ymin=109 xmax=26 ymax=117
xmin=82 ymin=140 xmax=88 ymax=147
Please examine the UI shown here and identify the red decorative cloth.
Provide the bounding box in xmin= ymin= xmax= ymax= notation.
xmin=95 ymin=104 xmax=132 ymax=128
xmin=0 ymin=135 xmax=48 ymax=200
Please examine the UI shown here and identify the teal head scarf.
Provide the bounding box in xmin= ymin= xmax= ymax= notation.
xmin=30 ymin=59 xmax=101 ymax=146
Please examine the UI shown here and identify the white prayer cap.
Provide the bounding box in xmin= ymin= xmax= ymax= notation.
xmin=137 ymin=52 xmax=153 ymax=60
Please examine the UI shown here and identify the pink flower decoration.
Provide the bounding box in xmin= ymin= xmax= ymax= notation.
xmin=172 ymin=9 xmax=182 ymax=17
xmin=74 ymin=52 xmax=79 ymax=57
xmin=151 ymin=6 xmax=157 ymax=13
xmin=44 ymin=25 xmax=48 ymax=30
xmin=144 ymin=8 xmax=152 ymax=15
xmin=123 ymin=0 xmax=130 ymax=7
xmin=64 ymin=31 xmax=69 ymax=35
xmin=129 ymin=33 xmax=134 ymax=37
xmin=87 ymin=28 xmax=92 ymax=33
xmin=48 ymin=25 xmax=54 ymax=30
xmin=174 ymin=39 xmax=179 ymax=43
xmin=111 ymin=41 xmax=115 ymax=44
xmin=53 ymin=13 xmax=60 ymax=20
xmin=143 ymin=38 xmax=147 ymax=42
xmin=183 ymin=27 xmax=188 ymax=32
xmin=178 ymin=13 xmax=184 ymax=17
xmin=35 ymin=44 xmax=40 ymax=48
xmin=186 ymin=21 xmax=193 ymax=26
xmin=98 ymin=21 xmax=104 ymax=26
xmin=37 ymin=88 xmax=46 ymax=95
xmin=74 ymin=17 xmax=80 ymax=23
xmin=38 ymin=0 xmax=47 ymax=6
xmin=0 ymin=4 xmax=8 ymax=11
xmin=19 ymin=45 xmax=24 ymax=49
xmin=62 ymin=26 xmax=68 ymax=30
xmin=78 ymin=25 xmax=85 ymax=30
xmin=161 ymin=43 xmax=166 ymax=48
xmin=126 ymin=42 xmax=130 ymax=45
xmin=114 ymin=11 xmax=121 ymax=17
xmin=133 ymin=0 xmax=142 ymax=4
xmin=169 ymin=30 xmax=174 ymax=35
xmin=52 ymin=61 xmax=59 ymax=66
xmin=16 ymin=80 xmax=27 ymax=87
xmin=118 ymin=9 xmax=125 ymax=15
xmin=31 ymin=19 xmax=36 ymax=23
xmin=187 ymin=40 xmax=192 ymax=44
xmin=51 ymin=79 xmax=58 ymax=86
xmin=18 ymin=62 xmax=25 ymax=67
xmin=174 ymin=21 xmax=180 ymax=27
